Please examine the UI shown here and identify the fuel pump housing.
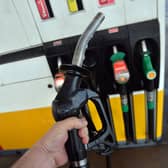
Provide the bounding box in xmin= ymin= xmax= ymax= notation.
xmin=0 ymin=0 xmax=166 ymax=152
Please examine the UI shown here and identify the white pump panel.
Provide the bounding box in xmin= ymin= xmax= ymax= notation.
xmin=28 ymin=0 xmax=126 ymax=42
xmin=124 ymin=0 xmax=157 ymax=24
xmin=0 ymin=0 xmax=42 ymax=55
xmin=0 ymin=56 xmax=52 ymax=86
xmin=0 ymin=0 xmax=158 ymax=54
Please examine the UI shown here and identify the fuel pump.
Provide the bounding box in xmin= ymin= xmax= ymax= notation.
xmin=52 ymin=13 xmax=114 ymax=168
xmin=0 ymin=0 xmax=165 ymax=156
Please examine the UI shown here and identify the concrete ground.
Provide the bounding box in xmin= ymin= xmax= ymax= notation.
xmin=1 ymin=2 xmax=168 ymax=168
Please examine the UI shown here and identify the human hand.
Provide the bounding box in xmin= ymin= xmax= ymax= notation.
xmin=12 ymin=117 xmax=89 ymax=168
xmin=36 ymin=117 xmax=89 ymax=167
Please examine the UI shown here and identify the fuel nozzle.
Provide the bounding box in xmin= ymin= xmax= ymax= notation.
xmin=52 ymin=12 xmax=105 ymax=168
xmin=110 ymin=46 xmax=132 ymax=141
xmin=110 ymin=46 xmax=130 ymax=84
xmin=141 ymin=40 xmax=157 ymax=140
xmin=141 ymin=40 xmax=157 ymax=80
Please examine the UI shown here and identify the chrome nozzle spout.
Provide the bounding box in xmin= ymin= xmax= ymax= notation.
xmin=72 ymin=12 xmax=105 ymax=67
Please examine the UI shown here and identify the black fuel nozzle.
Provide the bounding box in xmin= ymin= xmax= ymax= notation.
xmin=52 ymin=65 xmax=89 ymax=121
xmin=52 ymin=63 xmax=114 ymax=167
xmin=52 ymin=13 xmax=115 ymax=168
xmin=52 ymin=65 xmax=89 ymax=168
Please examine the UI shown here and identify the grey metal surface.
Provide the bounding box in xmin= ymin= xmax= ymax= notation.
xmin=72 ymin=12 xmax=105 ymax=67
xmin=163 ymin=16 xmax=168 ymax=142
xmin=166 ymin=0 xmax=168 ymax=17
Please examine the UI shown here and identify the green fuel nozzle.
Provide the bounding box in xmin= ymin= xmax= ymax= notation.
xmin=141 ymin=40 xmax=157 ymax=140
xmin=141 ymin=40 xmax=157 ymax=80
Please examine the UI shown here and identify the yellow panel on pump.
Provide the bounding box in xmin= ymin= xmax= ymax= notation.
xmin=132 ymin=91 xmax=147 ymax=142
xmin=0 ymin=107 xmax=55 ymax=150
xmin=156 ymin=90 xmax=164 ymax=140
xmin=87 ymin=100 xmax=103 ymax=131
xmin=108 ymin=95 xmax=126 ymax=143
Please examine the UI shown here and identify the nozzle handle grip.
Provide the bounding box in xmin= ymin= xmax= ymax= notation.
xmin=66 ymin=129 xmax=87 ymax=164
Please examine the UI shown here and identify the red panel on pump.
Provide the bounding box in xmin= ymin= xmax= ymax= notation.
xmin=99 ymin=0 xmax=115 ymax=6
xmin=35 ymin=0 xmax=50 ymax=20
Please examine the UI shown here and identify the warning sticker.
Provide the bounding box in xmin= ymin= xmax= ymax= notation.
xmin=35 ymin=0 xmax=50 ymax=20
